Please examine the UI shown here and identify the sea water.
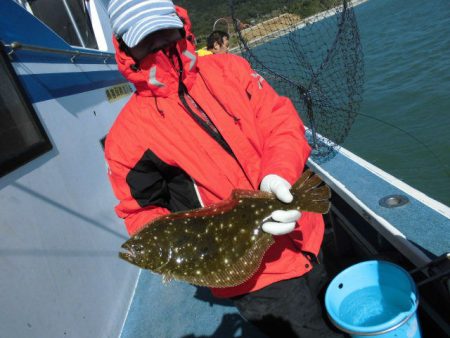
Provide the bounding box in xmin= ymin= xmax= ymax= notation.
xmin=254 ymin=0 xmax=450 ymax=205
xmin=344 ymin=0 xmax=450 ymax=205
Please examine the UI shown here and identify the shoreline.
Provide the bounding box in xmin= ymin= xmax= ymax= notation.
xmin=230 ymin=0 xmax=369 ymax=52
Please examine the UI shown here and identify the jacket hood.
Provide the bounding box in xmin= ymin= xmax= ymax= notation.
xmin=113 ymin=7 xmax=198 ymax=98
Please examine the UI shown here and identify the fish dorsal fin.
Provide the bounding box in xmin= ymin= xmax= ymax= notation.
xmin=232 ymin=189 xmax=273 ymax=200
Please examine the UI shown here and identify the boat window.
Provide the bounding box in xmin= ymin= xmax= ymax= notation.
xmin=25 ymin=0 xmax=98 ymax=49
xmin=0 ymin=45 xmax=52 ymax=177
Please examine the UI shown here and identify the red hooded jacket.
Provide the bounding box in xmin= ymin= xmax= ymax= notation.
xmin=105 ymin=12 xmax=325 ymax=298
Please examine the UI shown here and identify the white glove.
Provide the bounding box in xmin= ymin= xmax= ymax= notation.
xmin=260 ymin=174 xmax=293 ymax=203
xmin=260 ymin=174 xmax=301 ymax=235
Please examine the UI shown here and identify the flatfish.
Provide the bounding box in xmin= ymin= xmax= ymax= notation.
xmin=119 ymin=170 xmax=330 ymax=287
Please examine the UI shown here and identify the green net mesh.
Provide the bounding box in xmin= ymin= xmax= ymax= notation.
xmin=229 ymin=0 xmax=364 ymax=160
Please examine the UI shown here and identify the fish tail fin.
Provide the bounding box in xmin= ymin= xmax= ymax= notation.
xmin=291 ymin=169 xmax=314 ymax=191
xmin=291 ymin=170 xmax=331 ymax=214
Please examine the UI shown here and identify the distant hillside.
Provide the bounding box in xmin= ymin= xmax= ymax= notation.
xmin=174 ymin=0 xmax=339 ymax=46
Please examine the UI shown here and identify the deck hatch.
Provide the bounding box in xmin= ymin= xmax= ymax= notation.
xmin=379 ymin=195 xmax=410 ymax=208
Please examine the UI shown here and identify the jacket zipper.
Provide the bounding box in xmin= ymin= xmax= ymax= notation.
xmin=172 ymin=48 xmax=255 ymax=189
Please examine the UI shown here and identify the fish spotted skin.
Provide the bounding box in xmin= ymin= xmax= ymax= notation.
xmin=119 ymin=170 xmax=330 ymax=287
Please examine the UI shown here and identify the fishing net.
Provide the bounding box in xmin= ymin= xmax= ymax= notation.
xmin=229 ymin=0 xmax=364 ymax=161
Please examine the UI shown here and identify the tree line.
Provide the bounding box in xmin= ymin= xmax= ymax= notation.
xmin=174 ymin=0 xmax=340 ymax=46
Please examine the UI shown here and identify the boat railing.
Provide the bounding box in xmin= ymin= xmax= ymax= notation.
xmin=4 ymin=41 xmax=114 ymax=63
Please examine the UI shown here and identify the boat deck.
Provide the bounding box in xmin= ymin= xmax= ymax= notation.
xmin=120 ymin=272 xmax=266 ymax=338
xmin=309 ymin=147 xmax=450 ymax=264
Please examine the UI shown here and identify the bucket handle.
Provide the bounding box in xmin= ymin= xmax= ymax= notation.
xmin=409 ymin=252 xmax=450 ymax=287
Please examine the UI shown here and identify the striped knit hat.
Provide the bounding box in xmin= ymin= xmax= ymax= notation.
xmin=108 ymin=0 xmax=184 ymax=48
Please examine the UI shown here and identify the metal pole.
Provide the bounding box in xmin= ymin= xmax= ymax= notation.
xmin=62 ymin=0 xmax=86 ymax=47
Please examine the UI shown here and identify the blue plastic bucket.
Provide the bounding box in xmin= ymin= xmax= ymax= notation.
xmin=325 ymin=260 xmax=421 ymax=337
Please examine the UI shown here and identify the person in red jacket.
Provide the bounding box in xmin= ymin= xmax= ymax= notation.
xmin=105 ymin=1 xmax=343 ymax=337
